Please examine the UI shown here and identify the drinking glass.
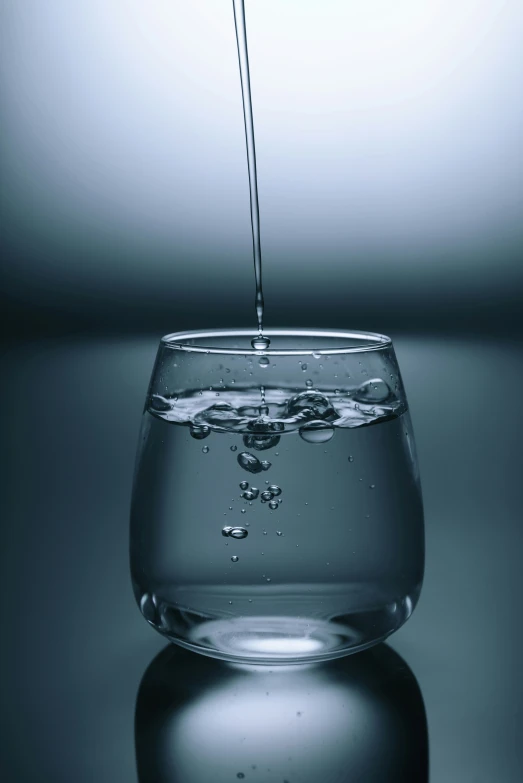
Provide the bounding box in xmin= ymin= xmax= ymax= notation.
xmin=130 ymin=329 xmax=424 ymax=664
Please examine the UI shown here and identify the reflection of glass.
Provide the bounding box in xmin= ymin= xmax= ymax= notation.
xmin=131 ymin=330 xmax=424 ymax=663
xmin=135 ymin=644 xmax=428 ymax=783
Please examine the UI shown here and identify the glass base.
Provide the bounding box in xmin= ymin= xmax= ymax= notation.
xmin=163 ymin=616 xmax=390 ymax=665
xmin=137 ymin=586 xmax=418 ymax=664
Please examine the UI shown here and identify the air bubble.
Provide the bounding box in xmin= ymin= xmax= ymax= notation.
xmin=261 ymin=460 xmax=271 ymax=471
xmin=305 ymin=379 xmax=313 ymax=388
xmin=222 ymin=526 xmax=233 ymax=537
xmin=190 ymin=424 xmax=211 ymax=440
xmin=348 ymin=455 xmax=354 ymax=462
xmin=239 ymin=481 xmax=249 ymax=490
xmin=369 ymin=484 xmax=376 ymax=489
xmin=251 ymin=335 xmax=270 ymax=350
xmin=268 ymin=485 xmax=282 ymax=496
xmin=299 ymin=421 xmax=335 ymax=444
xmin=301 ymin=363 xmax=308 ymax=371
xmin=238 ymin=452 xmax=263 ymax=473
xmin=242 ymin=490 xmax=256 ymax=501
xmin=312 ymin=351 xmax=321 ymax=359
xmin=230 ymin=445 xmax=238 ymax=452
xmin=276 ymin=531 xmax=283 ymax=536
xmin=202 ymin=446 xmax=209 ymax=453
xmin=269 ymin=500 xmax=279 ymax=510
xmin=250 ymin=487 xmax=260 ymax=498
xmin=261 ymin=491 xmax=274 ymax=501
xmin=243 ymin=433 xmax=280 ymax=451
xmin=353 ymin=378 xmax=392 ymax=403
xmin=258 ymin=356 xmax=270 ymax=368
xmin=231 ymin=556 xmax=239 ymax=563
xmin=230 ymin=527 xmax=248 ymax=539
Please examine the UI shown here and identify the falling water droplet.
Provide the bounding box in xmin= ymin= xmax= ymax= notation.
xmin=305 ymin=379 xmax=313 ymax=388
xmin=299 ymin=421 xmax=335 ymax=443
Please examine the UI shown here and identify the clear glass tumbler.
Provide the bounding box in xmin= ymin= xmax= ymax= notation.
xmin=130 ymin=329 xmax=424 ymax=664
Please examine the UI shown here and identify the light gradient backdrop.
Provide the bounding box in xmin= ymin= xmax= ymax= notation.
xmin=1 ymin=0 xmax=522 ymax=333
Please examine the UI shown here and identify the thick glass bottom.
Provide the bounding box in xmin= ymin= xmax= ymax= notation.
xmin=136 ymin=584 xmax=419 ymax=664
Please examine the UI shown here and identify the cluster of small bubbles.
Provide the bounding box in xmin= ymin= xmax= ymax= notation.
xmin=230 ymin=444 xmax=238 ymax=452
xmin=190 ymin=424 xmax=210 ymax=440
xmin=261 ymin=490 xmax=274 ymax=501
xmin=269 ymin=485 xmax=282 ymax=496
xmin=299 ymin=421 xmax=335 ymax=444
xmin=251 ymin=334 xmax=270 ymax=350
xmin=231 ymin=556 xmax=239 ymax=563
xmin=258 ymin=356 xmax=270 ymax=368
xmin=305 ymin=379 xmax=313 ymax=388
xmin=238 ymin=452 xmax=263 ymax=473
xmin=261 ymin=460 xmax=271 ymax=470
xmin=269 ymin=500 xmax=279 ymax=510
xmin=202 ymin=445 xmax=209 ymax=453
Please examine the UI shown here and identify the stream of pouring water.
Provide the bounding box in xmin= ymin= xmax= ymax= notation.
xmin=232 ymin=0 xmax=270 ymax=351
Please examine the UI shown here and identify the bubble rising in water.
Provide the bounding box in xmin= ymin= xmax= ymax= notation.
xmin=268 ymin=485 xmax=282 ymax=496
xmin=242 ymin=490 xmax=256 ymax=501
xmin=251 ymin=335 xmax=270 ymax=350
xmin=202 ymin=445 xmax=209 ymax=453
xmin=231 ymin=556 xmax=239 ymax=563
xmin=261 ymin=491 xmax=274 ymax=501
xmin=230 ymin=527 xmax=248 ymax=539
xmin=243 ymin=433 xmax=281 ymax=451
xmin=258 ymin=356 xmax=270 ymax=368
xmin=261 ymin=460 xmax=271 ymax=471
xmin=268 ymin=501 xmax=279 ymax=510
xmin=299 ymin=421 xmax=335 ymax=444
xmin=222 ymin=526 xmax=233 ymax=537
xmin=230 ymin=445 xmax=238 ymax=452
xmin=237 ymin=452 xmax=264 ymax=474
xmin=190 ymin=424 xmax=211 ymax=440
xmin=239 ymin=481 xmax=249 ymax=490
xmin=353 ymin=378 xmax=392 ymax=404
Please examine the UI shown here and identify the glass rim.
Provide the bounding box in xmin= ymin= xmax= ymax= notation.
xmin=160 ymin=329 xmax=392 ymax=356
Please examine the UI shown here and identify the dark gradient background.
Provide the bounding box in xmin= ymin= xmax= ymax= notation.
xmin=1 ymin=1 xmax=522 ymax=781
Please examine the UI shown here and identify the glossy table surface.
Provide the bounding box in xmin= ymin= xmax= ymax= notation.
xmin=1 ymin=334 xmax=521 ymax=782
